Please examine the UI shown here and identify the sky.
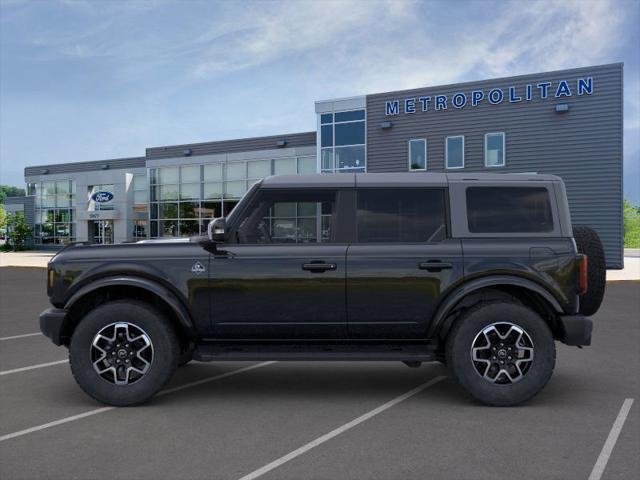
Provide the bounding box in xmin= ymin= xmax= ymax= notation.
xmin=1 ymin=0 xmax=639 ymax=202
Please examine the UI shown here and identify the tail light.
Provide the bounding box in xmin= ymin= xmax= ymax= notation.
xmin=578 ymin=254 xmax=588 ymax=295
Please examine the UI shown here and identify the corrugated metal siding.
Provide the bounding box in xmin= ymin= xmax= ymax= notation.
xmin=146 ymin=132 xmax=317 ymax=159
xmin=24 ymin=157 xmax=145 ymax=176
xmin=366 ymin=63 xmax=623 ymax=268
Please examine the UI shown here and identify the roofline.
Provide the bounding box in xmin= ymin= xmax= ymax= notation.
xmin=145 ymin=131 xmax=316 ymax=153
xmin=24 ymin=156 xmax=146 ymax=171
xmin=318 ymin=62 xmax=624 ymax=103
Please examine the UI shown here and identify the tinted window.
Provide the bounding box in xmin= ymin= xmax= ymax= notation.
xmin=237 ymin=190 xmax=336 ymax=244
xmin=357 ymin=189 xmax=446 ymax=243
xmin=409 ymin=139 xmax=426 ymax=170
xmin=334 ymin=122 xmax=365 ymax=146
xmin=446 ymin=136 xmax=464 ymax=168
xmin=335 ymin=110 xmax=365 ymax=122
xmin=466 ymin=187 xmax=553 ymax=233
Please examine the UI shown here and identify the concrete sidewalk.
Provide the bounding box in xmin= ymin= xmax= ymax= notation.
xmin=1 ymin=249 xmax=638 ymax=281
xmin=0 ymin=251 xmax=55 ymax=268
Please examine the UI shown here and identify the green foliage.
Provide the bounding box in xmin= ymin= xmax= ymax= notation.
xmin=5 ymin=211 xmax=32 ymax=251
xmin=0 ymin=185 xmax=26 ymax=204
xmin=623 ymin=199 xmax=640 ymax=248
xmin=0 ymin=205 xmax=6 ymax=231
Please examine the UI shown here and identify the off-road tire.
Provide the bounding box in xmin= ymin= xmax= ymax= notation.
xmin=69 ymin=300 xmax=180 ymax=406
xmin=573 ymin=225 xmax=606 ymax=316
xmin=446 ymin=301 xmax=555 ymax=406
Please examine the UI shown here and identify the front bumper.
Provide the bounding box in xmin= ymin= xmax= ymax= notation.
xmin=557 ymin=314 xmax=593 ymax=346
xmin=39 ymin=308 xmax=67 ymax=346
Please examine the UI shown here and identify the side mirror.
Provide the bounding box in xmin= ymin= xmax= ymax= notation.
xmin=207 ymin=217 xmax=226 ymax=243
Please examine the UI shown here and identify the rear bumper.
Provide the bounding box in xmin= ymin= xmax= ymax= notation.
xmin=557 ymin=314 xmax=593 ymax=346
xmin=39 ymin=308 xmax=67 ymax=346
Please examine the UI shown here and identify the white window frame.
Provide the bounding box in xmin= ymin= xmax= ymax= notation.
xmin=484 ymin=132 xmax=506 ymax=167
xmin=408 ymin=138 xmax=427 ymax=171
xmin=318 ymin=108 xmax=367 ymax=173
xmin=445 ymin=135 xmax=465 ymax=169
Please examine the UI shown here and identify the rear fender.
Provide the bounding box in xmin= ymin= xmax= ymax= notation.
xmin=428 ymin=275 xmax=564 ymax=339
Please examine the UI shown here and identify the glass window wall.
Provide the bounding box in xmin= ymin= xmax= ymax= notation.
xmin=320 ymin=110 xmax=366 ymax=173
xmin=149 ymin=156 xmax=315 ymax=238
xmin=33 ymin=179 xmax=76 ymax=245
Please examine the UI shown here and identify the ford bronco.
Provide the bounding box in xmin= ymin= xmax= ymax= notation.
xmin=40 ymin=173 xmax=605 ymax=406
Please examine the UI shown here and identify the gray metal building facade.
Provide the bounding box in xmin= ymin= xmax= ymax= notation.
xmin=22 ymin=63 xmax=623 ymax=267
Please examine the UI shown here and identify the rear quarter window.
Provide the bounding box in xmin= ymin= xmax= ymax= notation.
xmin=466 ymin=186 xmax=554 ymax=233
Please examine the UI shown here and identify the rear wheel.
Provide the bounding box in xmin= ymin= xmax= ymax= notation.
xmin=70 ymin=300 xmax=180 ymax=406
xmin=446 ymin=301 xmax=555 ymax=406
xmin=573 ymin=225 xmax=606 ymax=316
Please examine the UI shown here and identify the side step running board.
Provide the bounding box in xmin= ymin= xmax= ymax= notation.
xmin=193 ymin=341 xmax=438 ymax=362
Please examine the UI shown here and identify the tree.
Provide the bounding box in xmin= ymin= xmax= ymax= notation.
xmin=0 ymin=185 xmax=26 ymax=204
xmin=0 ymin=205 xmax=6 ymax=231
xmin=6 ymin=211 xmax=32 ymax=250
xmin=623 ymin=199 xmax=640 ymax=248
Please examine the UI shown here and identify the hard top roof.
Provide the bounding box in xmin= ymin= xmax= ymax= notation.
xmin=260 ymin=172 xmax=561 ymax=188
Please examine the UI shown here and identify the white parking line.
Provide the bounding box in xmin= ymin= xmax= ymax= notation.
xmin=0 ymin=361 xmax=275 ymax=442
xmin=0 ymin=332 xmax=41 ymax=341
xmin=0 ymin=359 xmax=68 ymax=376
xmin=588 ymin=398 xmax=635 ymax=480
xmin=237 ymin=375 xmax=447 ymax=480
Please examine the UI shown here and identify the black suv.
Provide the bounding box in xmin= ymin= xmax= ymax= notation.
xmin=40 ymin=173 xmax=605 ymax=406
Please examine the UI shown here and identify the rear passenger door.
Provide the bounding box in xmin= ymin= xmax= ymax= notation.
xmin=346 ymin=188 xmax=463 ymax=339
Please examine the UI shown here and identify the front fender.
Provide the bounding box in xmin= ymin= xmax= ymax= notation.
xmin=427 ymin=275 xmax=564 ymax=338
xmin=64 ymin=276 xmax=195 ymax=337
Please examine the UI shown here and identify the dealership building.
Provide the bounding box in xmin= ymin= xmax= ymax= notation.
xmin=13 ymin=63 xmax=623 ymax=267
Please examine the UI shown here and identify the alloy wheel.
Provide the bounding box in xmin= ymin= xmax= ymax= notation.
xmin=90 ymin=322 xmax=154 ymax=385
xmin=470 ymin=322 xmax=534 ymax=384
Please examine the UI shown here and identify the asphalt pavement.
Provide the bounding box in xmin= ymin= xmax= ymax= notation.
xmin=0 ymin=267 xmax=638 ymax=480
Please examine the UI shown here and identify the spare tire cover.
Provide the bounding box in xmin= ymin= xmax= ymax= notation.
xmin=573 ymin=225 xmax=606 ymax=316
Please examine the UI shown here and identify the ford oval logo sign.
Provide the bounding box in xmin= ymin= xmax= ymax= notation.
xmin=91 ymin=191 xmax=114 ymax=203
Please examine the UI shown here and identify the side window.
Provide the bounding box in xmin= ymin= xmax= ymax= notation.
xmin=466 ymin=187 xmax=553 ymax=233
xmin=408 ymin=139 xmax=427 ymax=171
xmin=236 ymin=190 xmax=336 ymax=244
xmin=356 ymin=189 xmax=447 ymax=243
xmin=446 ymin=136 xmax=464 ymax=169
xmin=485 ymin=132 xmax=505 ymax=167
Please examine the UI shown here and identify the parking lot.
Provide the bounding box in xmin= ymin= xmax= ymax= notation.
xmin=0 ymin=267 xmax=637 ymax=480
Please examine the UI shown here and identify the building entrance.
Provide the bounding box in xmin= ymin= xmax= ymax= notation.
xmin=90 ymin=220 xmax=114 ymax=244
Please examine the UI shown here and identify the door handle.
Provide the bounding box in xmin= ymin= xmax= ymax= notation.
xmin=418 ymin=261 xmax=453 ymax=272
xmin=302 ymin=262 xmax=337 ymax=273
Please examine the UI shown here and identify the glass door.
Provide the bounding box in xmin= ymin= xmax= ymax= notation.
xmin=91 ymin=220 xmax=114 ymax=244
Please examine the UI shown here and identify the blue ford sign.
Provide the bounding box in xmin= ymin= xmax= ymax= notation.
xmin=385 ymin=77 xmax=593 ymax=115
xmin=91 ymin=191 xmax=114 ymax=203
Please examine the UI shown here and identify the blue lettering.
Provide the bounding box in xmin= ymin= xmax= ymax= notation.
xmin=435 ymin=95 xmax=447 ymax=111
xmin=488 ymin=88 xmax=504 ymax=104
xmin=471 ymin=90 xmax=484 ymax=106
xmin=418 ymin=96 xmax=431 ymax=111
xmin=385 ymin=100 xmax=399 ymax=116
xmin=577 ymin=77 xmax=593 ymax=95
xmin=525 ymin=84 xmax=533 ymax=101
xmin=452 ymin=92 xmax=467 ymax=108
xmin=509 ymin=86 xmax=521 ymax=102
xmin=537 ymin=82 xmax=551 ymax=99
xmin=555 ymin=80 xmax=572 ymax=97
xmin=405 ymin=98 xmax=416 ymax=113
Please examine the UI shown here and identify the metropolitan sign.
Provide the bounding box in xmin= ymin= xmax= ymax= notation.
xmin=384 ymin=77 xmax=594 ymax=116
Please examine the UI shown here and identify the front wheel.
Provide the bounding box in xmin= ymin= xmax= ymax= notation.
xmin=69 ymin=300 xmax=180 ymax=406
xmin=446 ymin=301 xmax=555 ymax=406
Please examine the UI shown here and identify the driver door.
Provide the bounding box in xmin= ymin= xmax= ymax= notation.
xmin=209 ymin=188 xmax=349 ymax=339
